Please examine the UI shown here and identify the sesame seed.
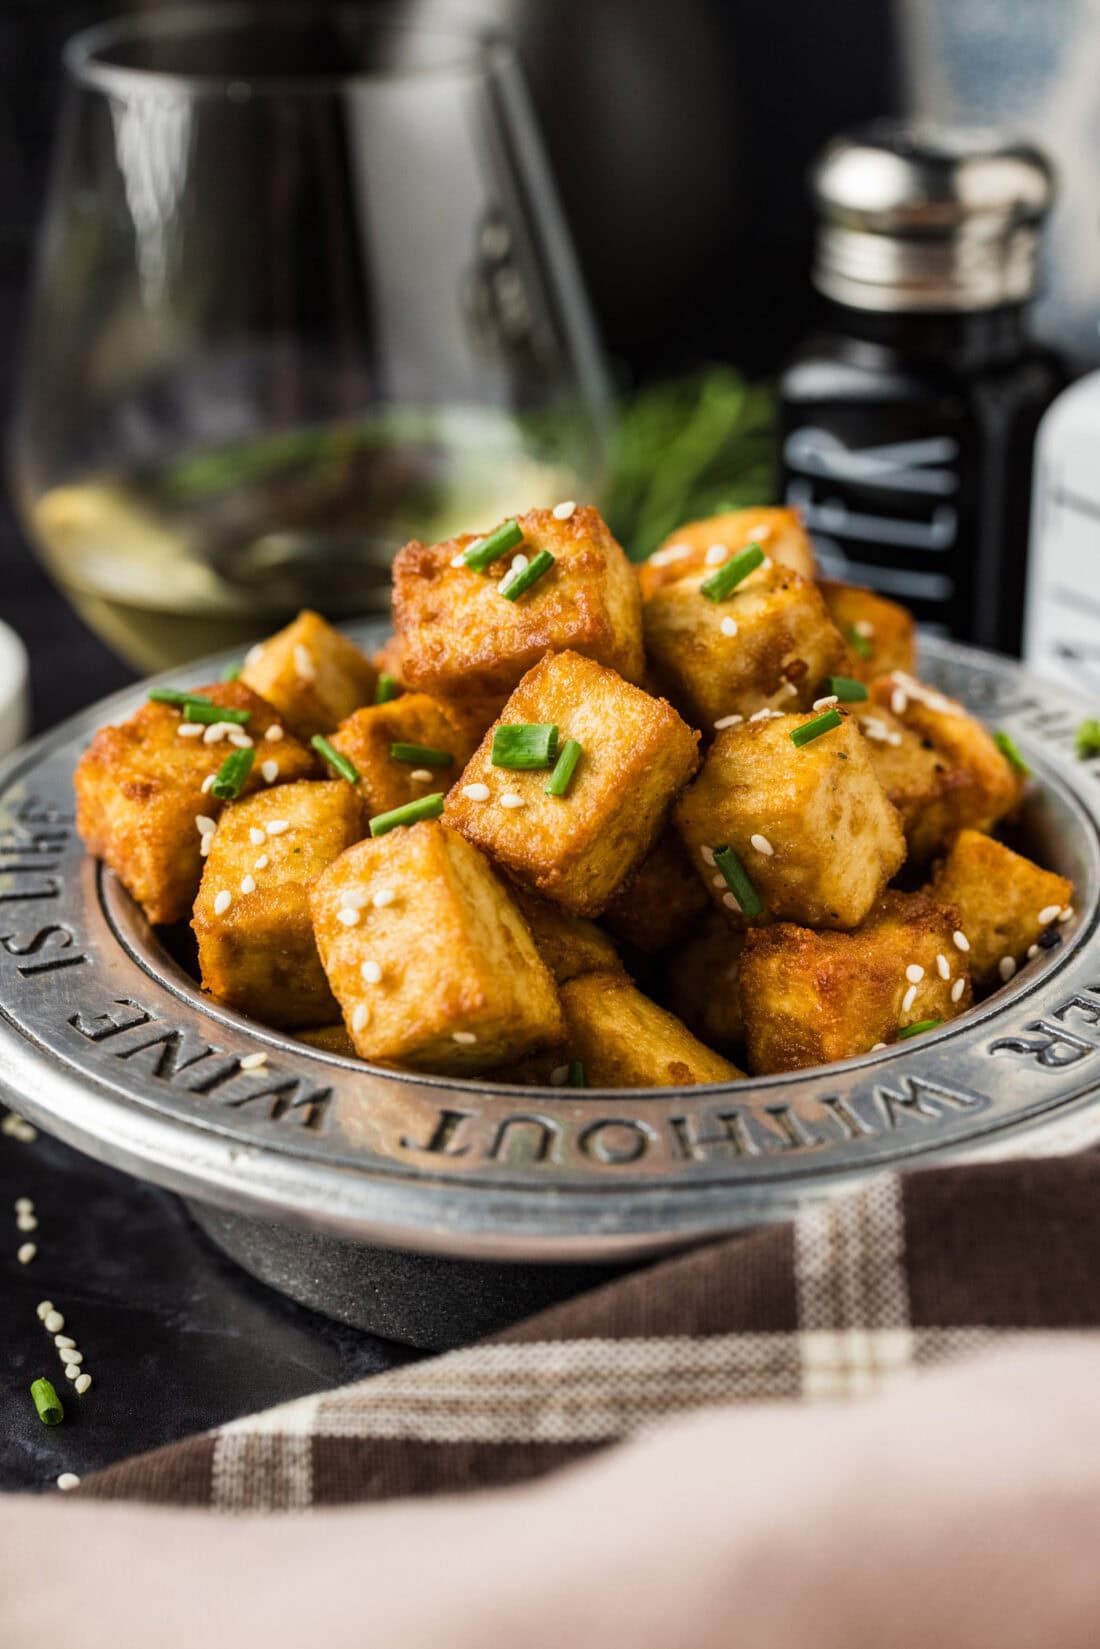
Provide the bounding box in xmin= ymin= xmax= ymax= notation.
xmin=36 ymin=1301 xmax=53 ymax=1320
xmin=462 ymin=782 xmax=491 ymax=801
xmin=905 ymin=964 xmax=924 ymax=984
xmin=712 ymin=874 xmax=727 ymax=889
xmin=453 ymin=1031 xmax=477 ymax=1045
xmin=360 ymin=960 xmax=382 ymax=984
xmin=202 ymin=723 xmax=226 ymax=744
xmin=227 ymin=729 xmax=253 ymax=750
xmin=552 ymin=500 xmax=576 ymax=520
xmin=750 ymin=833 xmax=774 ymax=856
xmin=294 ymin=644 xmax=316 ymax=680
xmin=240 ymin=1052 xmax=267 ymax=1070
xmin=373 ymin=888 xmax=396 ymax=908
xmin=713 ymin=715 xmax=744 ymax=730
xmin=749 ymin=707 xmax=782 ymax=721
xmin=54 ymin=1335 xmax=74 ymax=1349
xmin=650 ymin=543 xmax=691 ymax=566
xmin=60 ymin=1348 xmax=83 ymax=1365
xmin=177 ymin=722 xmax=204 ymax=739
xmin=261 ymin=759 xmax=279 ymax=784
xmin=14 ymin=1197 xmax=33 ymax=1214
xmin=200 ymin=774 xmax=216 ymax=794
xmin=213 ymin=890 xmax=232 ymax=916
xmin=705 ymin=543 xmax=729 ymax=565
xmin=337 ymin=907 xmax=360 ymax=927
xmin=450 ymin=553 xmax=467 ymax=568
xmin=781 ymin=682 xmax=799 ymax=698
xmin=265 ymin=724 xmax=284 ymax=742
xmin=700 ymin=846 xmax=716 ymax=866
xmin=951 ymin=977 xmax=966 ymax=1003
xmin=16 ymin=1212 xmax=37 ymax=1231
xmin=936 ymin=954 xmax=950 ymax=980
xmin=197 ymin=815 xmax=217 ymax=837
xmin=813 ymin=695 xmax=839 ymax=710
xmin=854 ymin=620 xmax=874 ymax=638
xmin=64 ymin=1364 xmax=80 ymax=1381
xmin=1 ymin=1114 xmax=37 ymax=1142
xmin=999 ymin=955 xmax=1017 ymax=982
xmin=245 ymin=643 xmax=264 ymax=666
xmin=17 ymin=1242 xmax=36 ymax=1264
xmin=871 ymin=1042 xmax=887 ymax=1051
xmin=1038 ymin=904 xmax=1061 ymax=925
xmin=860 ymin=718 xmax=891 ymax=744
xmin=550 ymin=1064 xmax=570 ymax=1085
xmin=266 ymin=819 xmax=291 ymax=835
xmin=200 ymin=834 xmax=213 ymax=857
xmin=254 ymin=854 xmax=269 ymax=870
xmin=891 ymin=688 xmax=908 ymax=716
xmin=410 ymin=768 xmax=433 ymax=782
xmin=902 ymin=984 xmax=918 ymax=1014
xmin=44 ymin=1311 xmax=64 ymax=1334
xmin=508 ymin=553 xmax=529 ymax=575
xmin=500 ymin=793 xmax=524 ymax=809
xmin=249 ymin=826 xmax=266 ymax=845
xmin=240 ymin=875 xmax=256 ymax=894
xmin=74 ymin=1374 xmax=91 ymax=1396
xmin=760 ymin=556 xmax=772 ymax=570
xmin=1059 ymin=906 xmax=1075 ymax=923
xmin=720 ymin=616 xmax=739 ymax=638
xmin=351 ymin=1004 xmax=369 ymax=1033
xmin=722 ymin=892 xmax=741 ymax=913
xmin=1027 ymin=943 xmax=1040 ymax=959
xmin=952 ymin=930 xmax=970 ymax=952
xmin=57 ymin=1473 xmax=81 ymax=1491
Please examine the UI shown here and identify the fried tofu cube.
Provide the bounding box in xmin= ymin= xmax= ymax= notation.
xmin=329 ymin=693 xmax=475 ymax=819
xmin=639 ymin=507 xmax=816 ymax=599
xmin=602 ymin=827 xmax=710 ymax=953
xmin=930 ymin=828 xmax=1073 ymax=987
xmin=559 ymin=971 xmax=743 ymax=1087
xmin=666 ymin=914 xmax=747 ymax=1052
xmin=392 ymin=505 xmax=644 ymax=705
xmin=739 ymin=890 xmax=974 ymax=1074
xmin=853 ymin=703 xmax=962 ymax=863
xmin=818 ymin=581 xmax=917 ymax=683
xmin=372 ymin=634 xmax=409 ymax=690
xmin=643 ymin=563 xmax=845 ymax=729
xmin=74 ymin=683 xmax=316 ymax=926
xmin=193 ymin=781 xmax=366 ymax=1027
xmin=241 ymin=610 xmax=377 ymax=739
xmin=445 ymin=651 xmax=699 ymax=916
xmin=511 ymin=889 xmax=623 ymax=983
xmin=675 ymin=710 xmax=906 ymax=930
xmin=310 ymin=822 xmax=563 ymax=1072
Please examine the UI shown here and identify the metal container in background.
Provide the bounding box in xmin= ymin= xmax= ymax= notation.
xmin=780 ymin=122 xmax=1062 ymax=654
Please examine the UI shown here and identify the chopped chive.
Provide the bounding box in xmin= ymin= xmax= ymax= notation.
xmin=847 ymin=626 xmax=874 ymax=661
xmin=389 ymin=742 xmax=454 ymax=769
xmin=545 ymin=738 xmax=583 ymax=796
xmin=699 ymin=541 xmax=764 ymax=602
xmin=369 ymin=793 xmax=444 ymax=837
xmin=221 ymin=663 xmax=242 ymax=682
xmin=827 ymin=675 xmax=869 ymax=703
xmin=375 ymin=673 xmax=402 ymax=704
xmin=492 ymin=724 xmax=559 ymax=769
xmin=462 ymin=518 xmax=523 ymax=571
xmin=313 ymin=735 xmax=361 ymax=784
xmin=897 ymin=1018 xmax=942 ymax=1040
xmin=567 ymin=1059 xmax=586 ymax=1088
xmin=713 ymin=845 xmax=763 ymax=918
xmin=1077 ymin=718 xmax=1100 ymax=760
xmin=31 ymin=1377 xmax=63 ymax=1426
xmin=790 ymin=708 xmax=843 ymax=748
xmin=993 ymin=731 xmax=1031 ymax=776
xmin=499 ymin=549 xmax=555 ymax=601
xmin=182 ymin=700 xmax=252 ymax=726
xmin=210 ymin=747 xmax=256 ymax=801
xmin=149 ymin=687 xmax=212 ymax=708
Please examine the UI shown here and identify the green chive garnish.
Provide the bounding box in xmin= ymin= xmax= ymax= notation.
xmin=492 ymin=724 xmax=559 ymax=769
xmin=149 ymin=687 xmax=211 ymax=707
xmin=499 ymin=549 xmax=555 ymax=601
xmin=993 ymin=731 xmax=1031 ymax=775
xmin=847 ymin=626 xmax=874 ymax=661
xmin=375 ymin=673 xmax=402 ymax=704
xmin=568 ymin=1059 xmax=586 ymax=1088
xmin=183 ymin=700 xmax=252 ymax=726
xmin=713 ymin=845 xmax=763 ymax=918
xmin=827 ymin=675 xmax=869 ymax=703
xmin=462 ymin=519 xmax=524 ymax=571
xmin=389 ymin=742 xmax=454 ymax=769
xmin=312 ymin=735 xmax=361 ymax=784
xmin=210 ymin=747 xmax=255 ymax=801
xmin=31 ymin=1377 xmax=63 ymax=1426
xmin=1077 ymin=718 xmax=1100 ymax=759
xmin=221 ymin=663 xmax=242 ymax=682
xmin=897 ymin=1018 xmax=942 ymax=1040
xmin=369 ymin=793 xmax=445 ymax=837
xmin=699 ymin=542 xmax=765 ymax=602
xmin=545 ymin=738 xmax=583 ymax=796
xmin=791 ymin=708 xmax=843 ymax=748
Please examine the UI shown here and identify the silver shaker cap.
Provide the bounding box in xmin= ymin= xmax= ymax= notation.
xmin=811 ymin=121 xmax=1056 ymax=312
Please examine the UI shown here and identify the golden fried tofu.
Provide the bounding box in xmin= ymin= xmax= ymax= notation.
xmin=675 ymin=710 xmax=905 ymax=930
xmin=392 ymin=505 xmax=644 ymax=705
xmin=740 ymin=890 xmax=973 ymax=1074
xmin=445 ymin=651 xmax=699 ymax=917
xmin=559 ymin=971 xmax=743 ymax=1087
xmin=602 ymin=827 xmax=710 ymax=953
xmin=75 ymin=683 xmax=316 ymax=926
xmin=818 ymin=581 xmax=917 ymax=684
xmin=330 ymin=693 xmax=475 ymax=818
xmin=193 ymin=781 xmax=365 ymax=1027
xmin=666 ymin=914 xmax=747 ymax=1052
xmin=296 ymin=1023 xmax=360 ymax=1058
xmin=372 ymin=634 xmax=408 ymax=690
xmin=853 ymin=703 xmax=968 ymax=864
xmin=241 ymin=610 xmax=377 ymax=739
xmin=643 ymin=563 xmax=845 ymax=730
xmin=310 ymin=822 xmax=563 ymax=1072
xmin=869 ymin=672 xmax=1023 ymax=852
xmin=511 ymin=888 xmax=623 ymax=983
xmin=930 ymin=828 xmax=1073 ymax=988
xmin=639 ymin=507 xmax=816 ymax=599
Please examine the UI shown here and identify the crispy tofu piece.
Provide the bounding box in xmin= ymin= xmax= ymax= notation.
xmin=296 ymin=1023 xmax=360 ymax=1057
xmin=639 ymin=507 xmax=816 ymax=598
xmin=511 ymin=889 xmax=623 ymax=983
xmin=643 ymin=564 xmax=846 ymax=729
xmin=393 ymin=505 xmax=644 ymax=704
xmin=193 ymin=781 xmax=365 ymax=1027
xmin=602 ymin=827 xmax=710 ymax=953
xmin=559 ymin=971 xmax=743 ymax=1087
xmin=241 ymin=610 xmax=377 ymax=739
xmin=930 ymin=828 xmax=1073 ymax=987
xmin=675 ymin=710 xmax=906 ymax=930
xmin=740 ymin=890 xmax=973 ymax=1074
xmin=310 ymin=822 xmax=563 ymax=1072
xmin=853 ymin=703 xmax=963 ymax=863
xmin=666 ymin=914 xmax=747 ymax=1052
xmin=818 ymin=581 xmax=917 ymax=684
xmin=330 ymin=693 xmax=475 ymax=819
xmin=74 ymin=683 xmax=316 ymax=926
xmin=445 ymin=651 xmax=699 ymax=917
xmin=373 ymin=634 xmax=409 ymax=689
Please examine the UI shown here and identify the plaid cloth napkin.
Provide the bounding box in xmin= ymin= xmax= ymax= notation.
xmin=79 ymin=1154 xmax=1100 ymax=1509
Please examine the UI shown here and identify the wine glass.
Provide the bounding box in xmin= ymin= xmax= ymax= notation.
xmin=10 ymin=4 xmax=612 ymax=671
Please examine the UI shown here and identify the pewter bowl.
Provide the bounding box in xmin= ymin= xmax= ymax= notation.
xmin=2 ymin=627 xmax=1099 ymax=1346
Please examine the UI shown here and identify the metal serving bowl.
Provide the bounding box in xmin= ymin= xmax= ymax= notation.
xmin=2 ymin=627 xmax=1098 ymax=1347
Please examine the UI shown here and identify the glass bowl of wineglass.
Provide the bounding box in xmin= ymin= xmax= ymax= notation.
xmin=10 ymin=4 xmax=612 ymax=671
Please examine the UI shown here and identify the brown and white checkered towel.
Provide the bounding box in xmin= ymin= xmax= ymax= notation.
xmin=80 ymin=1155 xmax=1100 ymax=1509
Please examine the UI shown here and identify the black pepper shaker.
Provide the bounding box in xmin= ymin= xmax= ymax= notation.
xmin=780 ymin=122 xmax=1062 ymax=653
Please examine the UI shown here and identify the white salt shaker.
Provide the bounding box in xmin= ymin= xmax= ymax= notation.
xmin=1024 ymin=366 xmax=1100 ymax=694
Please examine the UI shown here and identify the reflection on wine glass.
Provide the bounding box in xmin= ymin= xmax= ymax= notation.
xmin=10 ymin=5 xmax=612 ymax=670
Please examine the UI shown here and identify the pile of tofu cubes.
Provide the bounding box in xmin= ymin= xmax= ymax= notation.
xmin=75 ymin=502 xmax=1073 ymax=1085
